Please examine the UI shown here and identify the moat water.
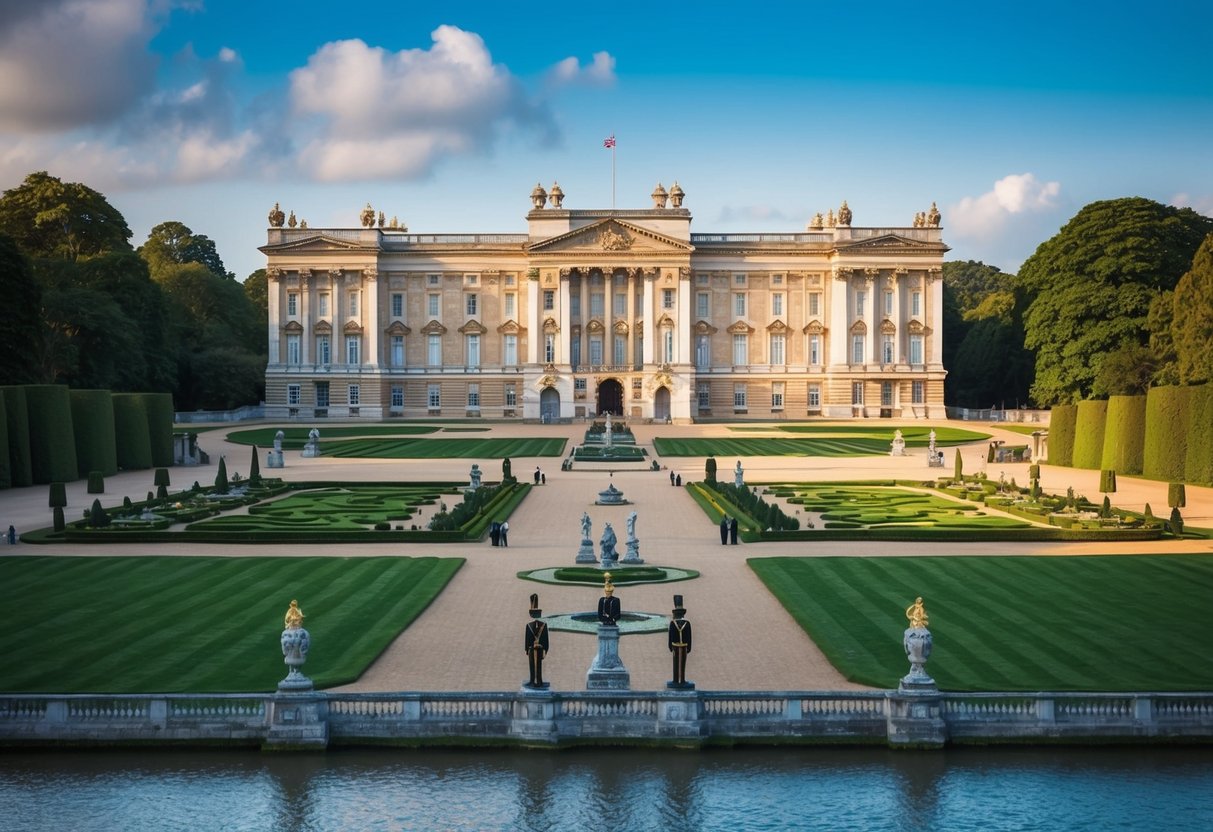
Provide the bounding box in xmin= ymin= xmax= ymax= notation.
xmin=2 ymin=746 xmax=1211 ymax=831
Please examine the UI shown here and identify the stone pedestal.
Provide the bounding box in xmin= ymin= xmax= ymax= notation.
xmin=886 ymin=691 xmax=947 ymax=748
xmin=266 ymin=450 xmax=284 ymax=469
xmin=511 ymin=689 xmax=558 ymax=745
xmin=620 ymin=538 xmax=644 ymax=564
xmin=656 ymin=690 xmax=704 ymax=743
xmin=264 ymin=693 xmax=329 ymax=750
xmin=575 ymin=537 xmax=598 ymax=564
xmin=586 ymin=624 xmax=630 ymax=690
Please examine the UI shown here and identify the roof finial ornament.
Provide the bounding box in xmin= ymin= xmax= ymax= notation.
xmin=549 ymin=181 xmax=564 ymax=208
xmin=268 ymin=202 xmax=285 ymax=228
xmin=651 ymin=182 xmax=669 ymax=209
xmin=530 ymin=182 xmax=548 ymax=209
xmin=668 ymin=181 xmax=685 ymax=208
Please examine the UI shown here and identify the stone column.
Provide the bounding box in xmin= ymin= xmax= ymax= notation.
xmin=642 ymin=269 xmax=656 ymax=366
xmin=864 ymin=268 xmax=879 ymax=369
xmin=828 ymin=267 xmax=850 ymax=369
xmin=626 ymin=270 xmax=637 ymax=368
xmin=526 ymin=270 xmax=540 ymax=364
xmin=300 ymin=271 xmax=311 ymax=364
xmin=574 ymin=270 xmax=585 ymax=368
xmin=677 ymin=268 xmax=692 ymax=365
xmin=927 ymin=267 xmax=944 ymax=369
xmin=558 ymin=271 xmax=572 ymax=365
xmin=267 ymin=269 xmax=281 ymax=364
xmin=363 ymin=269 xmax=380 ymax=368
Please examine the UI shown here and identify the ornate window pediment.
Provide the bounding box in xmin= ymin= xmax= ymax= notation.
xmin=803 ymin=320 xmax=826 ymax=335
xmin=850 ymin=320 xmax=867 ymax=335
xmin=908 ymin=320 xmax=931 ymax=335
xmin=314 ymin=320 xmax=332 ymax=335
xmin=343 ymin=320 xmax=363 ymax=334
xmin=613 ymin=320 xmax=630 ymax=335
xmin=694 ymin=320 xmax=718 ymax=335
xmin=727 ymin=320 xmax=755 ymax=335
xmin=421 ymin=319 xmax=447 ymax=336
xmin=656 ymin=313 xmax=676 ymax=329
xmin=537 ymin=374 xmax=558 ymax=389
xmin=879 ymin=319 xmax=896 ymax=335
xmin=766 ymin=319 xmax=788 ymax=333
xmin=542 ymin=316 xmax=560 ymax=334
xmin=458 ymin=319 xmax=487 ymax=335
xmin=497 ymin=319 xmax=525 ymax=335
xmin=586 ymin=319 xmax=605 ymax=334
xmin=385 ymin=321 xmax=411 ymax=336
xmin=282 ymin=320 xmax=304 ymax=334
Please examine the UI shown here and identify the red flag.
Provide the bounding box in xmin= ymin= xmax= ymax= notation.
xmin=603 ymin=135 xmax=616 ymax=148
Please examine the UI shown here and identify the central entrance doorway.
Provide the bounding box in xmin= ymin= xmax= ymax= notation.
xmin=597 ymin=379 xmax=624 ymax=416
xmin=539 ymin=387 xmax=561 ymax=423
xmin=654 ymin=386 xmax=671 ymax=422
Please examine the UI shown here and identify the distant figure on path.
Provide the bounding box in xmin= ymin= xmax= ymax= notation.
xmin=6 ymin=525 xmax=15 ymax=545
xmin=719 ymin=516 xmax=729 ymax=546
xmin=670 ymin=470 xmax=675 ymax=486
xmin=729 ymin=517 xmax=739 ymax=545
xmin=675 ymin=474 xmax=682 ymax=486
xmin=534 ymin=467 xmax=541 ymax=484
xmin=490 ymin=521 xmax=501 ymax=547
xmin=500 ymin=520 xmax=509 ymax=547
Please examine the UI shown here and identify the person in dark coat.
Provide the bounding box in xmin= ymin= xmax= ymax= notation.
xmin=490 ymin=521 xmax=501 ymax=547
xmin=534 ymin=466 xmax=541 ymax=484
xmin=524 ymin=593 xmax=550 ymax=689
xmin=597 ymin=573 xmax=621 ymax=625
xmin=720 ymin=516 xmax=729 ymax=545
xmin=667 ymin=595 xmax=693 ymax=689
xmin=675 ymin=474 xmax=682 ymax=486
xmin=500 ymin=520 xmax=509 ymax=547
xmin=729 ymin=517 xmax=739 ymax=545
xmin=670 ymin=470 xmax=676 ymax=486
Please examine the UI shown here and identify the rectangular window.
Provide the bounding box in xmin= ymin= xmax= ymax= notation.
xmin=391 ymin=335 xmax=404 ymax=366
xmin=427 ymin=383 xmax=441 ymax=409
xmin=589 ymin=336 xmax=603 ymax=365
xmin=505 ymin=274 xmax=515 ymax=286
xmin=632 ymin=378 xmax=643 ymax=393
xmin=590 ymin=292 xmax=604 ymax=317
xmin=346 ymin=335 xmax=360 ymax=365
xmin=286 ymin=334 xmax=301 ymax=365
xmin=734 ymin=273 xmax=747 ymax=285
xmin=505 ymin=383 xmax=517 ymax=407
xmin=287 ymin=292 xmax=298 ymax=316
xmin=663 ymin=329 xmax=674 ymax=363
xmin=614 ymin=293 xmax=626 ymax=316
xmin=348 ymin=384 xmax=360 ymax=406
xmin=315 ymin=382 xmax=330 ymax=408
xmin=428 ymin=293 xmax=440 ymax=318
xmin=809 ymin=292 xmax=821 ymax=317
xmin=808 ymin=384 xmax=821 ymax=409
xmin=771 ymin=293 xmax=784 ymax=316
xmin=734 ymin=293 xmax=746 ymax=318
xmin=910 ymin=334 xmax=924 ymax=365
xmin=732 ymin=333 xmax=748 ymax=365
xmin=773 ymin=274 xmax=784 ymax=285
xmin=697 ymin=272 xmax=709 ymax=286
xmin=696 ymin=292 xmax=709 ymax=319
xmin=318 ymin=293 xmax=329 ymax=317
xmin=913 ymin=380 xmax=924 ymax=404
xmin=391 ymin=385 xmax=404 ymax=408
xmin=771 ymin=382 xmax=785 ymax=410
xmin=769 ymin=334 xmax=785 ymax=365
xmin=465 ymin=294 xmax=477 ymax=316
xmin=317 ymin=335 xmax=331 ymax=365
xmin=697 ymin=382 xmax=710 ymax=409
xmin=544 ymin=334 xmax=555 ymax=363
xmin=733 ymin=383 xmax=748 ymax=409
xmin=348 ymin=291 xmax=359 ymax=317
xmin=613 ymin=335 xmax=626 ymax=366
xmin=427 ymin=334 xmax=441 ymax=366
xmin=467 ymin=383 xmax=480 ymax=409
xmin=543 ymin=290 xmax=555 ymax=311
xmin=574 ymin=378 xmax=587 ymax=392
xmin=570 ymin=338 xmax=580 ymax=368
xmin=466 ymin=334 xmax=480 ymax=367
xmin=912 ymin=291 xmax=922 ymax=317
xmin=504 ymin=334 xmax=518 ymax=366
xmin=696 ymin=334 xmax=710 ymax=369
xmin=662 ymin=289 xmax=675 ymax=309
xmin=881 ymin=381 xmax=894 ymax=407
xmin=852 ymin=382 xmax=864 ymax=405
xmin=883 ymin=336 xmax=894 ymax=365
xmin=287 ymin=384 xmax=301 ymax=405
xmin=391 ymin=293 xmax=403 ymax=318
xmin=428 ymin=273 xmax=440 ymax=286
xmin=571 ymin=293 xmax=581 ymax=319
xmin=464 ymin=273 xmax=478 ymax=286
xmin=855 ymin=290 xmax=866 ymax=317
xmin=504 ymin=293 xmax=516 ymax=318
xmin=852 ymin=335 xmax=865 ymax=364
xmin=884 ymin=291 xmax=894 ymax=317
xmin=809 ymin=334 xmax=821 ymax=366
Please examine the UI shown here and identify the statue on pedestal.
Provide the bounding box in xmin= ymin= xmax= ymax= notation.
xmin=524 ymin=593 xmax=550 ymax=689
xmin=667 ymin=595 xmax=693 ymax=689
xmin=600 ymin=522 xmax=618 ymax=565
xmin=622 ymin=511 xmax=644 ymax=564
xmin=279 ymin=599 xmax=313 ymax=691
xmin=900 ymin=596 xmax=936 ymax=692
xmin=587 ymin=572 xmax=630 ymax=689
xmin=597 ymin=573 xmax=621 ymax=625
xmin=581 ymin=511 xmax=592 ymax=541
xmin=734 ymin=460 xmax=744 ymax=488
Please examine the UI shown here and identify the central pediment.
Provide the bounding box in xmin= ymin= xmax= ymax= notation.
xmin=835 ymin=234 xmax=948 ymax=254
xmin=527 ymin=219 xmax=694 ymax=256
xmin=259 ymin=233 xmax=373 ymax=254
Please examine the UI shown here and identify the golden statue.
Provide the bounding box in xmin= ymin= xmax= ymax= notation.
xmin=905 ymin=596 xmax=928 ymax=629
xmin=603 ymin=572 xmax=614 ymax=595
xmin=284 ymin=599 xmax=305 ymax=630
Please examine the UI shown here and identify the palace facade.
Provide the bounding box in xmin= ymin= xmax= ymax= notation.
xmin=261 ymin=185 xmax=948 ymax=422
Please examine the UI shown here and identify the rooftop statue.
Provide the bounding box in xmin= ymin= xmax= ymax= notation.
xmin=837 ymin=200 xmax=853 ymax=227
xmin=268 ymin=202 xmax=286 ymax=228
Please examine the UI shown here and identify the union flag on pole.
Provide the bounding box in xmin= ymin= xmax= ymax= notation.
xmin=603 ymin=135 xmax=616 ymax=148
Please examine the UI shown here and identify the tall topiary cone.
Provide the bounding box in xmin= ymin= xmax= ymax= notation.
xmin=705 ymin=456 xmax=717 ymax=484
xmin=502 ymin=457 xmax=513 ymax=483
xmin=215 ymin=456 xmax=229 ymax=494
xmin=89 ymin=498 xmax=110 ymax=528
xmin=1168 ymin=482 xmax=1186 ymax=508
xmin=954 ymin=449 xmax=963 ymax=482
xmin=249 ymin=445 xmax=261 ymax=485
xmin=154 ymin=467 xmax=170 ymax=500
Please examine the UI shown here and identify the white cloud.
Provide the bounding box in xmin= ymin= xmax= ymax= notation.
xmin=0 ymin=0 xmax=161 ymax=131
xmin=288 ymin=27 xmax=556 ymax=181
xmin=1171 ymin=192 xmax=1213 ymax=217
xmin=949 ymin=173 xmax=1061 ymax=237
xmin=547 ymin=51 xmax=616 ymax=87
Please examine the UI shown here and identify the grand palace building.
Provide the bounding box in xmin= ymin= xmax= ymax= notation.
xmin=261 ymin=184 xmax=948 ymax=422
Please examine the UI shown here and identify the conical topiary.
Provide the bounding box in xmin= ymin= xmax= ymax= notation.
xmin=215 ymin=456 xmax=229 ymax=494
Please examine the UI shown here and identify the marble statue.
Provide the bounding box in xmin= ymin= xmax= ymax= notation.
xmin=581 ymin=511 xmax=592 ymax=541
xmin=626 ymin=511 xmax=637 ymax=542
xmin=274 ymin=430 xmax=284 ymax=453
xmin=734 ymin=460 xmax=745 ymax=488
xmin=279 ymin=599 xmax=313 ymax=691
xmin=600 ymin=522 xmax=618 ymax=564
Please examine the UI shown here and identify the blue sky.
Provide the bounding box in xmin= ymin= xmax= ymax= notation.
xmin=1 ymin=0 xmax=1210 ymax=280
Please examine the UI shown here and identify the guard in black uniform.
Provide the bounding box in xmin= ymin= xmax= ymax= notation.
xmin=597 ymin=573 xmax=621 ymax=625
xmin=524 ymin=593 xmax=550 ymax=689
xmin=667 ymin=594 xmax=694 ymax=689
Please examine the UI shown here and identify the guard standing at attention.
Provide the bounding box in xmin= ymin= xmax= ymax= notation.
xmin=667 ymin=595 xmax=693 ymax=689
xmin=524 ymin=593 xmax=550 ymax=689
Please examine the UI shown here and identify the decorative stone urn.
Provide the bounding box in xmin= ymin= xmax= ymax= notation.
xmin=279 ymin=599 xmax=314 ymax=691
xmin=900 ymin=596 xmax=936 ymax=692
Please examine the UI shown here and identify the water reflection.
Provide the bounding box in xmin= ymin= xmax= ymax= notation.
xmin=2 ymin=746 xmax=1212 ymax=831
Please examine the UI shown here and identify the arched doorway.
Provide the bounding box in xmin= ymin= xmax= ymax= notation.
xmin=540 ymin=387 xmax=561 ymax=423
xmin=597 ymin=379 xmax=624 ymax=416
xmin=654 ymin=386 xmax=671 ymax=422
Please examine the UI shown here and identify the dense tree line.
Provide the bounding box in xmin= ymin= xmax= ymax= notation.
xmin=0 ymin=171 xmax=267 ymax=410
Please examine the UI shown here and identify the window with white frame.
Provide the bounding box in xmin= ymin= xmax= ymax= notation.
xmin=390 ymin=334 xmax=404 ymax=366
xmin=851 ymin=335 xmax=865 ymax=364
xmin=912 ymin=380 xmax=925 ymax=404
xmin=428 ymin=293 xmax=440 ymax=317
xmin=771 ymin=381 xmax=784 ymax=410
xmin=809 ymin=292 xmax=821 ymax=317
xmin=808 ymin=334 xmax=821 ymax=366
xmin=427 ymin=334 xmax=441 ymax=366
xmin=910 ymin=334 xmax=924 ymax=365
xmin=590 ymin=292 xmax=604 ymax=317
xmin=663 ymin=330 xmax=674 ymax=363
xmin=544 ymin=333 xmax=555 ymax=363
xmin=348 ymin=384 xmax=360 ymax=406
xmin=317 ymin=335 xmax=331 ymax=365
xmin=696 ymin=292 xmax=709 ymax=318
xmin=808 ymin=383 xmax=821 ymax=409
xmin=589 ymin=336 xmax=603 ymax=365
xmin=391 ymin=293 xmax=403 ymax=318
xmin=881 ymin=381 xmax=894 ymax=407
xmin=697 ymin=382 xmax=710 ymax=409
xmin=346 ymin=335 xmax=361 ymax=365
xmin=734 ymin=293 xmax=746 ymax=318
xmin=466 ymin=334 xmax=480 ymax=367
xmin=855 ymin=290 xmax=866 ymax=317
xmin=427 ymin=383 xmax=440 ymax=409
xmin=543 ymin=290 xmax=554 ymax=311
xmin=733 ymin=383 xmax=748 ymax=409
xmin=348 ymin=291 xmax=359 ymax=317
xmin=505 ymin=383 xmax=517 ymax=407
xmin=696 ymin=334 xmax=710 ymax=369
xmin=428 ymin=274 xmax=440 ymax=285
xmin=614 ymin=293 xmax=626 ymax=316
xmin=465 ymin=294 xmax=477 ymax=316
xmin=732 ymin=333 xmax=748 ymax=365
xmin=662 ymin=288 xmax=675 ymax=309
xmin=318 ymin=293 xmax=329 ymax=317
xmin=769 ymin=333 xmax=785 ymax=365
xmin=287 ymin=292 xmax=298 ymax=316
xmin=467 ymin=383 xmax=480 ymax=409
xmin=574 ymin=378 xmax=587 ymax=393
xmin=504 ymin=293 xmax=516 ymax=317
xmin=884 ymin=291 xmax=894 ymax=317
xmin=287 ymin=384 xmax=301 ymax=405
xmin=734 ymin=273 xmax=747 ymax=285
xmin=882 ymin=336 xmax=894 ymax=365
xmin=912 ymin=290 xmax=921 ymax=317
xmin=613 ymin=335 xmax=626 ymax=366
xmin=286 ymin=334 xmax=301 ymax=364
xmin=503 ymin=334 xmax=518 ymax=366
xmin=851 ymin=382 xmax=864 ymax=405
xmin=315 ymin=382 xmax=330 ymax=408
xmin=771 ymin=293 xmax=784 ymax=316
xmin=391 ymin=385 xmax=403 ymax=408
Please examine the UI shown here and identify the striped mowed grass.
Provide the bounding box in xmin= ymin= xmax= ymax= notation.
xmin=749 ymin=555 xmax=1213 ymax=691
xmin=0 ymin=556 xmax=463 ymax=693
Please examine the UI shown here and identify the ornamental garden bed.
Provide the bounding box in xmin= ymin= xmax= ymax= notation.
xmin=654 ymin=425 xmax=988 ymax=458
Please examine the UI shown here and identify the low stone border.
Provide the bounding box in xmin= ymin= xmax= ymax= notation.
xmin=516 ymin=566 xmax=699 ymax=585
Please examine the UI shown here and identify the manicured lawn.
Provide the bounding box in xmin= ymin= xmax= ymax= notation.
xmin=188 ymin=485 xmax=453 ymax=532
xmin=749 ymin=555 xmax=1213 ymax=691
xmin=772 ymin=485 xmax=1030 ymax=529
xmin=321 ymin=437 xmax=566 ymax=459
xmin=226 ymin=425 xmax=440 ymax=448
xmin=654 ymin=427 xmax=987 ymax=458
xmin=0 ymin=556 xmax=463 ymax=693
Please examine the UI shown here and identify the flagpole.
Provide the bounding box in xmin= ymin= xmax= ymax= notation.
xmin=612 ymin=142 xmax=616 ymax=210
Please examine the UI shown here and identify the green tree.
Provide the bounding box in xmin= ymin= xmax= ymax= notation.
xmin=943 ymin=261 xmax=1033 ymax=408
xmin=0 ymin=234 xmax=45 ymax=384
xmin=139 ymin=221 xmax=228 ymax=280
xmin=1171 ymin=233 xmax=1213 ymax=384
xmin=0 ymin=171 xmax=132 ymax=261
xmin=1091 ymin=341 xmax=1158 ymax=397
xmin=1018 ymin=198 xmax=1213 ymax=405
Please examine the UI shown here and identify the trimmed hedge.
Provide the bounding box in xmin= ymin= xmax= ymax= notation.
xmin=1048 ymin=404 xmax=1076 ymax=467
xmin=1071 ymin=399 xmax=1108 ymax=469
xmin=111 ymin=393 xmax=153 ymax=470
xmin=0 ymin=392 xmax=8 ymax=489
xmin=23 ymin=385 xmax=78 ymax=485
xmin=1143 ymin=385 xmax=1190 ymax=482
xmin=143 ymin=393 xmax=175 ymax=468
xmin=70 ymin=389 xmax=118 ymax=477
xmin=2 ymin=386 xmax=33 ymax=487
xmin=1100 ymin=394 xmax=1146 ymax=475
xmin=1184 ymin=383 xmax=1213 ymax=485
